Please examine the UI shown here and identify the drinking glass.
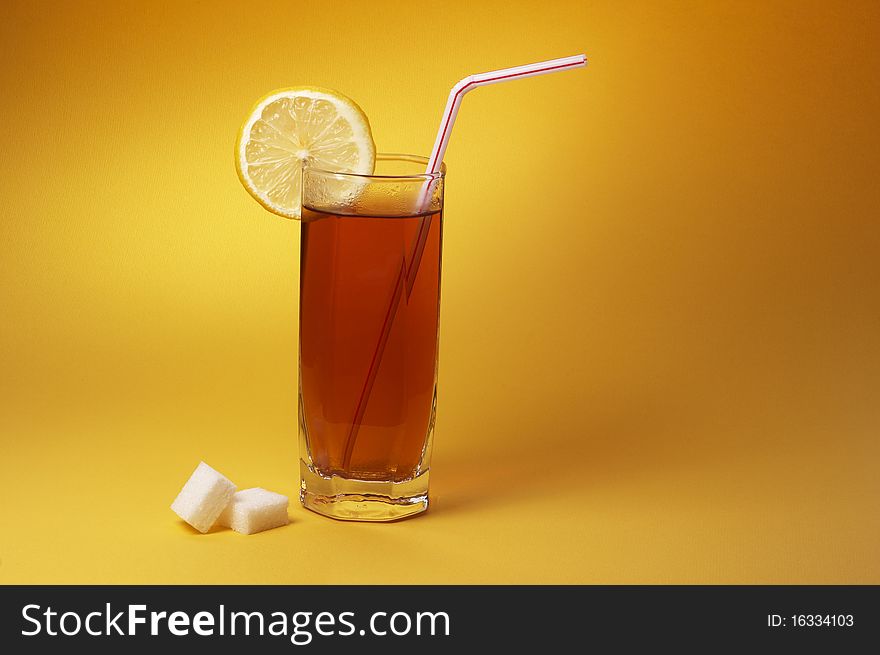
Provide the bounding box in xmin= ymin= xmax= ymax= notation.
xmin=298 ymin=154 xmax=445 ymax=521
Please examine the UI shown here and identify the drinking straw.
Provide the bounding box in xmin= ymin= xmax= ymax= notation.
xmin=341 ymin=54 xmax=588 ymax=472
xmin=424 ymin=54 xmax=587 ymax=178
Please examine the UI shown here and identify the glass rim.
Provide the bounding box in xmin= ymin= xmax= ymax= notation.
xmin=303 ymin=153 xmax=446 ymax=181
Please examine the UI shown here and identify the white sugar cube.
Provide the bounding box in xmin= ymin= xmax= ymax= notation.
xmin=170 ymin=462 xmax=236 ymax=533
xmin=219 ymin=487 xmax=289 ymax=535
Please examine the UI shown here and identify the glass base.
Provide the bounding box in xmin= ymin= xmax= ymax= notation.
xmin=299 ymin=461 xmax=429 ymax=522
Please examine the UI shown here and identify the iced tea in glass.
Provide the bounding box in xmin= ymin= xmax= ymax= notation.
xmin=298 ymin=154 xmax=445 ymax=521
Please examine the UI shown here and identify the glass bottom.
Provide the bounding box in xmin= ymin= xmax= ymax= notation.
xmin=299 ymin=461 xmax=429 ymax=522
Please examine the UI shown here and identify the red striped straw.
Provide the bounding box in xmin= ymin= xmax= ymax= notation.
xmin=426 ymin=54 xmax=587 ymax=176
xmin=416 ymin=54 xmax=587 ymax=210
xmin=341 ymin=54 xmax=588 ymax=472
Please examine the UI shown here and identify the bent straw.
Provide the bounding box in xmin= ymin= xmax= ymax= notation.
xmin=425 ymin=54 xmax=586 ymax=177
xmin=341 ymin=54 xmax=588 ymax=472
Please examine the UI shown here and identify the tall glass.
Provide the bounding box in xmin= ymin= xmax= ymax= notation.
xmin=298 ymin=154 xmax=445 ymax=521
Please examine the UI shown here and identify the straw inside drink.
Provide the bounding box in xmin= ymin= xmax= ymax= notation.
xmin=340 ymin=216 xmax=434 ymax=471
xmin=341 ymin=54 xmax=587 ymax=473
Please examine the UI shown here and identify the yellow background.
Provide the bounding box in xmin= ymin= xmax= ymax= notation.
xmin=1 ymin=0 xmax=878 ymax=584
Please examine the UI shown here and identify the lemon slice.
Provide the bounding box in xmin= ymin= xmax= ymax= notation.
xmin=235 ymin=87 xmax=375 ymax=219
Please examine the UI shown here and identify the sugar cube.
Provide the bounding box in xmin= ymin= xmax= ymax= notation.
xmin=218 ymin=487 xmax=289 ymax=535
xmin=171 ymin=461 xmax=236 ymax=533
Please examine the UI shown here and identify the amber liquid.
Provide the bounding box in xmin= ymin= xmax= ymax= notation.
xmin=299 ymin=205 xmax=442 ymax=482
